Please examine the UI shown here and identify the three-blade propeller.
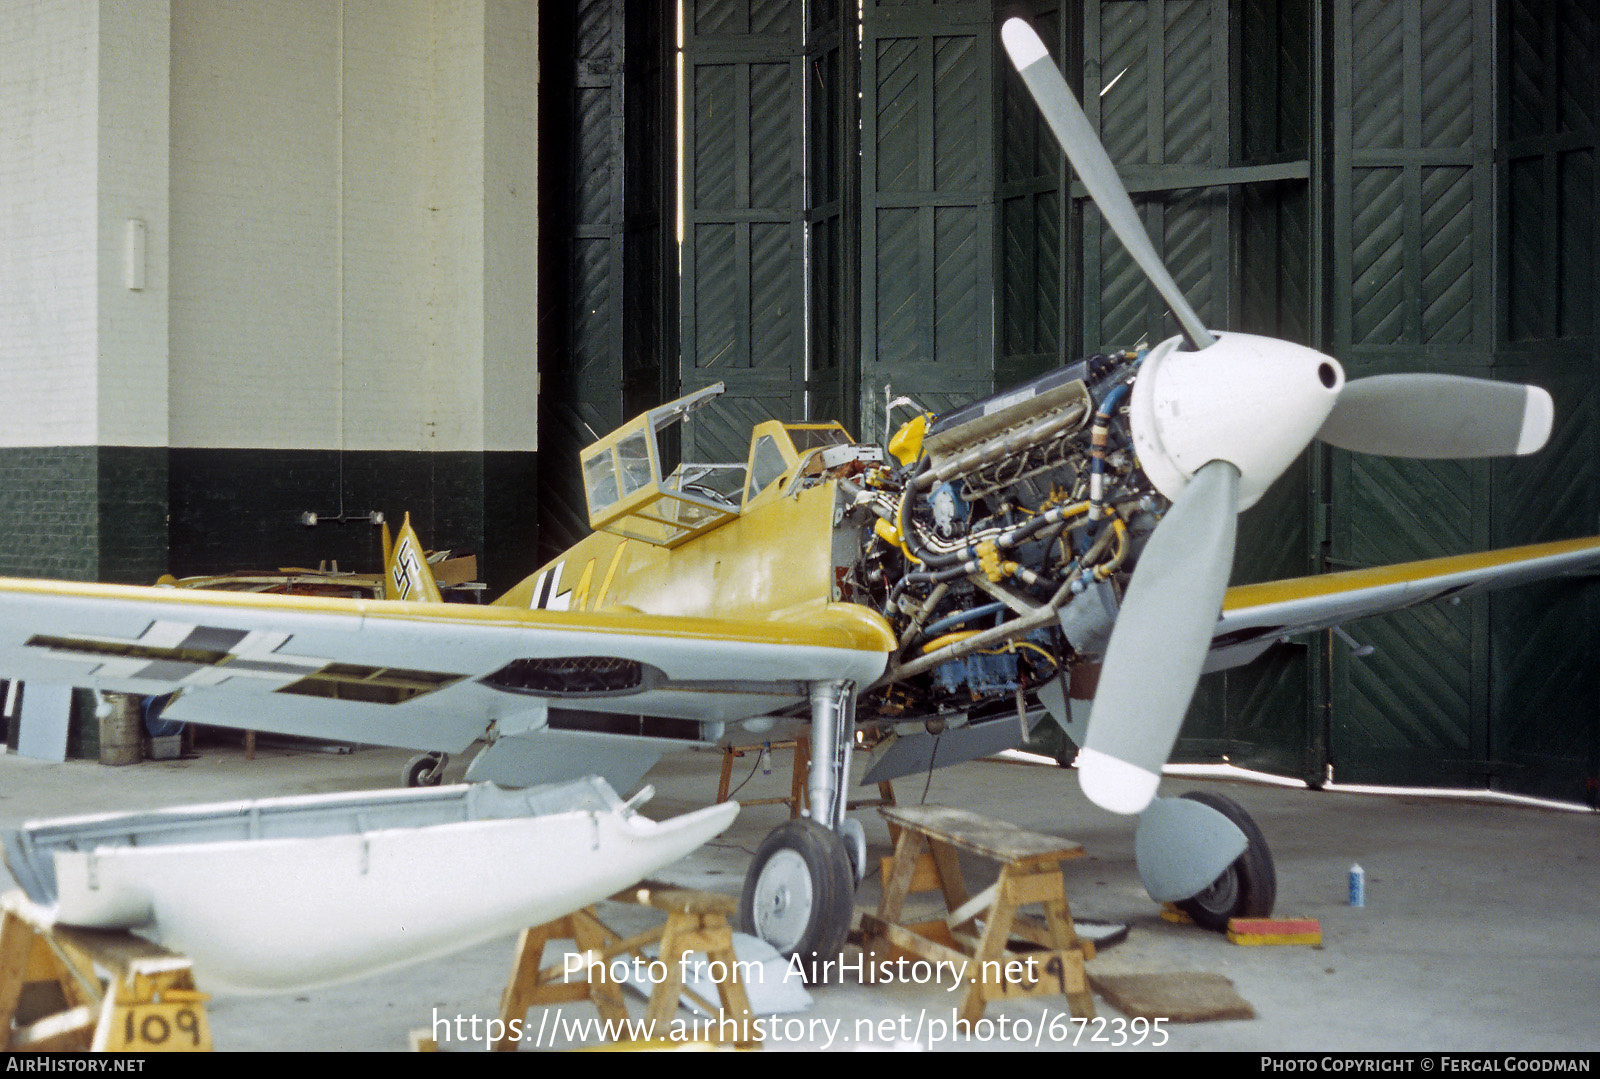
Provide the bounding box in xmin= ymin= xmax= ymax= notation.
xmin=1001 ymin=18 xmax=1554 ymax=814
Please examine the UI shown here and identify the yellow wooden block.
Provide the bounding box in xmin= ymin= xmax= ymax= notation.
xmin=1159 ymin=903 xmax=1193 ymax=924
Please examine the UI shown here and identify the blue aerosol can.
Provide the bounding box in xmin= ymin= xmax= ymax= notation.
xmin=1349 ymin=863 xmax=1366 ymax=907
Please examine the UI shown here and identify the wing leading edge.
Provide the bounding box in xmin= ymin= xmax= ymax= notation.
xmin=1205 ymin=535 xmax=1600 ymax=671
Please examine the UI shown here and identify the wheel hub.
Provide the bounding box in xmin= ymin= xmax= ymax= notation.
xmin=751 ymin=849 xmax=813 ymax=953
xmin=1191 ymin=864 xmax=1240 ymax=913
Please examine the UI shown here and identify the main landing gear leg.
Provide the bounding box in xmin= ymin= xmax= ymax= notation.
xmin=738 ymin=681 xmax=860 ymax=978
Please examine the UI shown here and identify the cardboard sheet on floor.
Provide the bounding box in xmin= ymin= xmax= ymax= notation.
xmin=1089 ymin=971 xmax=1255 ymax=1022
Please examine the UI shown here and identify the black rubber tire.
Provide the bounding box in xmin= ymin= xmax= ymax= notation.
xmin=738 ymin=818 xmax=855 ymax=978
xmin=403 ymin=753 xmax=444 ymax=788
xmin=1174 ymin=791 xmax=1277 ymax=932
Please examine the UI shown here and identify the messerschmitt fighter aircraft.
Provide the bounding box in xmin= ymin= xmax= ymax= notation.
xmin=2 ymin=18 xmax=1597 ymax=966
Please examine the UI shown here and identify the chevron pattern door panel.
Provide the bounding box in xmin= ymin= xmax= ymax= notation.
xmin=1327 ymin=0 xmax=1500 ymax=788
xmin=1490 ymin=0 xmax=1599 ymax=805
xmin=680 ymin=0 xmax=808 ymax=459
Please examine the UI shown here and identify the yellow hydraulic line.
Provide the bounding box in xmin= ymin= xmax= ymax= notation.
xmin=920 ymin=630 xmax=980 ymax=655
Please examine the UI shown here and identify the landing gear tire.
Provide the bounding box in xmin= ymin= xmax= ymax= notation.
xmin=403 ymin=752 xmax=446 ymax=788
xmin=738 ymin=819 xmax=854 ymax=978
xmin=1174 ymin=791 xmax=1276 ymax=932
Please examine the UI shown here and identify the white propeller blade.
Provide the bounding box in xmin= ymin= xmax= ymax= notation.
xmin=1001 ymin=18 xmax=1214 ymax=350
xmin=1078 ymin=460 xmax=1239 ymax=814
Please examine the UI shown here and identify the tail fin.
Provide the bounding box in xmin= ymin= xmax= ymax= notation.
xmin=383 ymin=513 xmax=443 ymax=602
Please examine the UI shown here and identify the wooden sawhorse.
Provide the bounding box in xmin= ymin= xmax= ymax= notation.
xmin=1 ymin=891 xmax=212 ymax=1052
xmin=491 ymin=882 xmax=756 ymax=1050
xmin=718 ymin=739 xmax=807 ymax=815
xmin=858 ymin=805 xmax=1096 ymax=1023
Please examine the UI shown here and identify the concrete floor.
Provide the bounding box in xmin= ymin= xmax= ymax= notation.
xmin=1 ymin=734 xmax=1596 ymax=1053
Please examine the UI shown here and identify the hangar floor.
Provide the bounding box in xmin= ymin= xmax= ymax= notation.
xmin=1 ymin=735 xmax=1595 ymax=1053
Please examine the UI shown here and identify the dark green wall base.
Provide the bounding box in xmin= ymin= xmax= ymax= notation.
xmin=0 ymin=447 xmax=541 ymax=598
xmin=0 ymin=447 xmax=168 ymax=584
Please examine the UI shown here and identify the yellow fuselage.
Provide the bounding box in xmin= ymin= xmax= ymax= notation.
xmin=497 ymin=481 xmax=893 ymax=653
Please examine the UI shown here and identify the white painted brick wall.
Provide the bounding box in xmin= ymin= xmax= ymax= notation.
xmin=169 ymin=0 xmax=541 ymax=453
xmin=0 ymin=0 xmax=101 ymax=448
xmin=2 ymin=1 xmax=540 ymax=454
xmin=169 ymin=0 xmax=343 ymax=449
xmin=342 ymin=0 xmax=468 ymax=452
xmin=484 ymin=0 xmax=539 ymax=453
xmin=96 ymin=0 xmax=169 ymax=448
xmin=415 ymin=0 xmax=487 ymax=455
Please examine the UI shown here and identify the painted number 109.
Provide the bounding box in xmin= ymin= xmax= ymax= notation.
xmin=122 ymin=1005 xmax=206 ymax=1049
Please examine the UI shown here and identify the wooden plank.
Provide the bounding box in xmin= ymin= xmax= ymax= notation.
xmin=995 ymin=914 xmax=1055 ymax=951
xmin=858 ymin=913 xmax=977 ymax=975
xmin=878 ymin=828 xmax=929 ymax=924
xmin=879 ymin=805 xmax=1083 ymax=867
xmin=1 ymin=909 xmax=36 ymax=1050
xmin=618 ymin=884 xmax=738 ymax=918
xmin=928 ymin=840 xmax=970 ymax=912
xmin=944 ymin=881 xmax=998 ymax=932
xmin=51 ymin=924 xmax=185 ymax=984
xmin=1001 ymin=867 xmax=1066 ymax=906
xmin=93 ymin=994 xmax=213 ymax=1052
xmin=12 ymin=1004 xmax=95 ymax=1052
xmin=877 ymin=851 xmax=942 ymax=895
xmin=573 ymin=909 xmax=628 ymax=1027
xmin=535 ymin=924 xmax=660 ymax=984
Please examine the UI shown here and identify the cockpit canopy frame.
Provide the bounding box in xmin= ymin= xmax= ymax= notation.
xmin=580 ymin=383 xmax=858 ymax=547
xmin=579 ymin=383 xmax=745 ymax=548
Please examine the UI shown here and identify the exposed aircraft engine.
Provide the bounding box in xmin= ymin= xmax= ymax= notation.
xmin=828 ymin=350 xmax=1163 ymax=727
